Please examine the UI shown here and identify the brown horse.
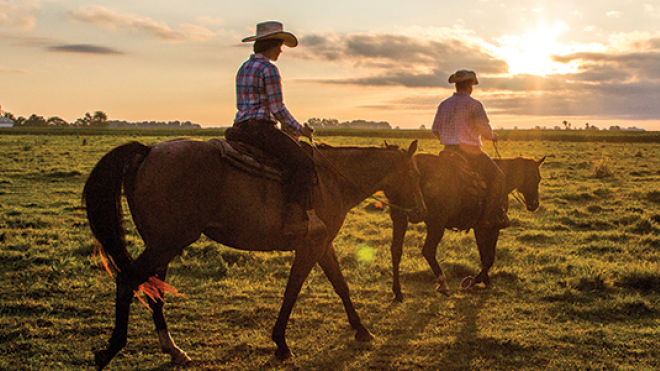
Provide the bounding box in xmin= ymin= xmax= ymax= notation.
xmin=389 ymin=154 xmax=544 ymax=301
xmin=83 ymin=137 xmax=426 ymax=370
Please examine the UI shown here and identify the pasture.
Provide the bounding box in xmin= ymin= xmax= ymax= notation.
xmin=1 ymin=130 xmax=659 ymax=370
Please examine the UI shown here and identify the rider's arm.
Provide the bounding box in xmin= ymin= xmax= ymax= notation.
xmin=264 ymin=64 xmax=303 ymax=136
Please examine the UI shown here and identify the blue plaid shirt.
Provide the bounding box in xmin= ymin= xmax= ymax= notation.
xmin=431 ymin=92 xmax=494 ymax=147
xmin=234 ymin=54 xmax=302 ymax=135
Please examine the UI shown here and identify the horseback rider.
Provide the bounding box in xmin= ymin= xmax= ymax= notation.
xmin=431 ymin=69 xmax=509 ymax=229
xmin=226 ymin=21 xmax=325 ymax=238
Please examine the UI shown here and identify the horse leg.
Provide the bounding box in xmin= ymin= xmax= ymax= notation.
xmin=147 ymin=266 xmax=190 ymax=365
xmin=473 ymin=226 xmax=499 ymax=287
xmin=390 ymin=209 xmax=408 ymax=302
xmin=271 ymin=245 xmax=322 ymax=360
xmin=317 ymin=243 xmax=374 ymax=342
xmin=94 ymin=272 xmax=135 ymax=370
xmin=421 ymin=221 xmax=449 ymax=295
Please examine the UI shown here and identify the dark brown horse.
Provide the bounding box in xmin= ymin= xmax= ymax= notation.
xmin=83 ymin=138 xmax=427 ymax=370
xmin=389 ymin=153 xmax=544 ymax=301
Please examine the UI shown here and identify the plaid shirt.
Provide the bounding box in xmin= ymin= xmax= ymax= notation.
xmin=234 ymin=54 xmax=302 ymax=134
xmin=431 ymin=92 xmax=494 ymax=147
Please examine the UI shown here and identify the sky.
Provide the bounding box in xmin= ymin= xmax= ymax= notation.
xmin=2 ymin=0 xmax=660 ymax=130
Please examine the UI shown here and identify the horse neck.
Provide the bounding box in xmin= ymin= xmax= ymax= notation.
xmin=316 ymin=146 xmax=401 ymax=208
xmin=497 ymin=158 xmax=526 ymax=194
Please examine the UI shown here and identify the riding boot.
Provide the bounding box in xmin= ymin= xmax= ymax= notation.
xmin=479 ymin=175 xmax=510 ymax=229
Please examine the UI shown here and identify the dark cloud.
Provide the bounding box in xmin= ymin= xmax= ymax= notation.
xmin=298 ymin=32 xmax=508 ymax=88
xmin=48 ymin=44 xmax=124 ymax=55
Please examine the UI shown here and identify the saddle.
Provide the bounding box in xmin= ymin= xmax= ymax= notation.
xmin=438 ymin=150 xmax=489 ymax=230
xmin=207 ymin=136 xmax=314 ymax=183
xmin=208 ymin=138 xmax=285 ymax=182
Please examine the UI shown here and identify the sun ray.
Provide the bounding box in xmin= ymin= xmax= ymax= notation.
xmin=496 ymin=21 xmax=576 ymax=76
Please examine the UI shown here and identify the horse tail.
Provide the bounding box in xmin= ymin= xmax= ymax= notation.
xmin=83 ymin=141 xmax=151 ymax=275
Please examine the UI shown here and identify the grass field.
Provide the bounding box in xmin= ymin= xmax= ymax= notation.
xmin=1 ymin=130 xmax=659 ymax=370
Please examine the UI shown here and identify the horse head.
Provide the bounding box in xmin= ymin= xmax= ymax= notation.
xmin=518 ymin=156 xmax=545 ymax=211
xmin=382 ymin=140 xmax=427 ymax=223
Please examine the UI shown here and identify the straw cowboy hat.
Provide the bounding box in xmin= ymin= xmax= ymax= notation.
xmin=242 ymin=21 xmax=298 ymax=48
xmin=448 ymin=69 xmax=479 ymax=85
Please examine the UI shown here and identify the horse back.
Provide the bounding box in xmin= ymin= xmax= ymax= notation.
xmin=129 ymin=138 xmax=289 ymax=251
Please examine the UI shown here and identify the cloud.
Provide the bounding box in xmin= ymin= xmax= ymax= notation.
xmin=67 ymin=6 xmax=216 ymax=42
xmin=297 ymin=30 xmax=507 ymax=88
xmin=0 ymin=0 xmax=40 ymax=30
xmin=295 ymin=25 xmax=660 ymax=122
xmin=47 ymin=44 xmax=124 ymax=55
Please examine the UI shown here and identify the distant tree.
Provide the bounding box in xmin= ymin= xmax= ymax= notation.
xmin=72 ymin=117 xmax=88 ymax=127
xmin=47 ymin=116 xmax=69 ymax=127
xmin=90 ymin=111 xmax=108 ymax=128
xmin=562 ymin=120 xmax=571 ymax=130
xmin=419 ymin=124 xmax=427 ymax=130
xmin=24 ymin=114 xmax=47 ymax=127
xmin=93 ymin=110 xmax=108 ymax=122
xmin=2 ymin=111 xmax=16 ymax=122
xmin=15 ymin=116 xmax=26 ymax=126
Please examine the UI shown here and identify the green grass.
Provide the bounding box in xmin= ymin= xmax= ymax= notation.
xmin=1 ymin=133 xmax=659 ymax=370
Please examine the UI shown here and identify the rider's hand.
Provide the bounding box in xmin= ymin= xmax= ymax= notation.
xmin=301 ymin=123 xmax=314 ymax=139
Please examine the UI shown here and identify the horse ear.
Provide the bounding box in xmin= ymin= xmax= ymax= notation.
xmin=408 ymin=140 xmax=418 ymax=157
xmin=538 ymin=156 xmax=546 ymax=165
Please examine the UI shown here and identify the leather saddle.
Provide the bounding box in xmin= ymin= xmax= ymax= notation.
xmin=208 ymin=138 xmax=284 ymax=182
xmin=207 ymin=135 xmax=313 ymax=183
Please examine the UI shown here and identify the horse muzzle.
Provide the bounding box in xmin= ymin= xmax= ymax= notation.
xmin=526 ymin=200 xmax=540 ymax=212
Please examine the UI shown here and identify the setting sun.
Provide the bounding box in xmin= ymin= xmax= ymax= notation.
xmin=496 ymin=21 xmax=575 ymax=76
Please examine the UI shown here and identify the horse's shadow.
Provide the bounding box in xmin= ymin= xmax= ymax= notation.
xmin=285 ymin=272 xmax=491 ymax=370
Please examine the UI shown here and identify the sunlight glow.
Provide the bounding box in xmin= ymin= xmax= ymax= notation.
xmin=496 ymin=21 xmax=576 ymax=76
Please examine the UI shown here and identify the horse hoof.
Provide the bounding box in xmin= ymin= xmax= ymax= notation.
xmin=275 ymin=346 xmax=294 ymax=361
xmin=355 ymin=328 xmax=375 ymax=342
xmin=435 ymin=275 xmax=450 ymax=296
xmin=392 ymin=293 xmax=404 ymax=303
xmin=435 ymin=285 xmax=451 ymax=297
xmin=94 ymin=349 xmax=109 ymax=371
xmin=171 ymin=350 xmax=192 ymax=365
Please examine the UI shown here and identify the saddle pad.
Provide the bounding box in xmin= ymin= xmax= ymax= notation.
xmin=207 ymin=138 xmax=284 ymax=182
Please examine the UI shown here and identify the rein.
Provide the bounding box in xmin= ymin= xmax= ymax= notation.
xmin=493 ymin=140 xmax=528 ymax=208
xmin=307 ymin=139 xmax=419 ymax=216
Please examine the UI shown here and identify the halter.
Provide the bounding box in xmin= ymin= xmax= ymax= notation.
xmin=307 ymin=138 xmax=421 ymax=217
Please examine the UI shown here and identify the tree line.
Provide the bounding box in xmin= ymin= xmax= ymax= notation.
xmin=2 ymin=111 xmax=109 ymax=127
xmin=1 ymin=110 xmax=201 ymax=129
xmin=306 ymin=118 xmax=392 ymax=130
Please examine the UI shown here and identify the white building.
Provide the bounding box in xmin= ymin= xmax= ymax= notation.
xmin=0 ymin=116 xmax=14 ymax=128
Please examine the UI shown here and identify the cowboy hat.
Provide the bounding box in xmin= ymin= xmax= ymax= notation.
xmin=242 ymin=21 xmax=298 ymax=48
xmin=448 ymin=70 xmax=479 ymax=85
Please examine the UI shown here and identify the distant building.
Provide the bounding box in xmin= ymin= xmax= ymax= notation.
xmin=0 ymin=117 xmax=14 ymax=128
